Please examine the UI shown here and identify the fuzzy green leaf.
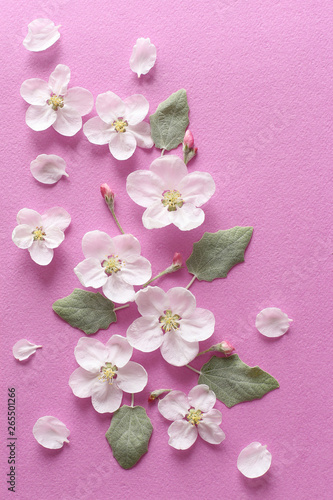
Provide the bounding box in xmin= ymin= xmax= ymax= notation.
xmin=199 ymin=355 xmax=279 ymax=408
xmin=106 ymin=406 xmax=153 ymax=470
xmin=186 ymin=226 xmax=253 ymax=282
xmin=149 ymin=89 xmax=189 ymax=150
xmin=52 ymin=289 xmax=116 ymax=335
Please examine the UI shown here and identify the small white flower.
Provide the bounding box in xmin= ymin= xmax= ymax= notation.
xmin=23 ymin=19 xmax=61 ymax=52
xmin=12 ymin=339 xmax=42 ymax=361
xmin=69 ymin=335 xmax=148 ymax=414
xmin=237 ymin=442 xmax=272 ymax=478
xmin=20 ymin=64 xmax=94 ymax=136
xmin=126 ymin=286 xmax=215 ymax=366
xmin=158 ymin=385 xmax=225 ymax=450
xmin=33 ymin=416 xmax=70 ymax=449
xmin=12 ymin=207 xmax=71 ymax=266
xmin=129 ymin=38 xmax=157 ymax=77
xmin=74 ymin=231 xmax=152 ymax=304
xmin=83 ymin=91 xmax=154 ymax=160
xmin=30 ymin=154 xmax=69 ymax=184
xmin=256 ymin=307 xmax=293 ymax=338
xmin=126 ymin=155 xmax=215 ymax=231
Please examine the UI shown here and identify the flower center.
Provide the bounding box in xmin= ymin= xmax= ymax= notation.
xmin=161 ymin=190 xmax=184 ymax=212
xmin=32 ymin=226 xmax=46 ymax=241
xmin=113 ymin=119 xmax=128 ymax=133
xmin=102 ymin=255 xmax=124 ymax=275
xmin=159 ymin=309 xmax=181 ymax=332
xmin=47 ymin=93 xmax=64 ymax=110
xmin=186 ymin=409 xmax=203 ymax=426
xmin=98 ymin=362 xmax=118 ymax=384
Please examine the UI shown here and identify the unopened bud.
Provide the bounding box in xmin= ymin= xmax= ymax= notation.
xmin=100 ymin=183 xmax=115 ymax=207
xmin=216 ymin=341 xmax=234 ymax=355
xmin=183 ymin=130 xmax=197 ymax=164
xmin=172 ymin=252 xmax=183 ymax=269
xmin=148 ymin=389 xmax=172 ymax=402
xmin=183 ymin=130 xmax=195 ymax=149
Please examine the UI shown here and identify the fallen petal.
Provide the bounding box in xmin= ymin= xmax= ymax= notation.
xmin=129 ymin=38 xmax=157 ymax=77
xmin=255 ymin=307 xmax=292 ymax=338
xmin=12 ymin=339 xmax=42 ymax=361
xmin=237 ymin=442 xmax=272 ymax=478
xmin=33 ymin=416 xmax=70 ymax=449
xmin=30 ymin=154 xmax=69 ymax=184
xmin=23 ymin=19 xmax=61 ymax=52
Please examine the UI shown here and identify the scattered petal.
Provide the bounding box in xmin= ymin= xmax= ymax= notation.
xmin=237 ymin=442 xmax=272 ymax=478
xmin=12 ymin=339 xmax=42 ymax=361
xmin=130 ymin=38 xmax=157 ymax=78
xmin=23 ymin=19 xmax=61 ymax=52
xmin=255 ymin=307 xmax=292 ymax=338
xmin=30 ymin=154 xmax=68 ymax=184
xmin=33 ymin=416 xmax=70 ymax=449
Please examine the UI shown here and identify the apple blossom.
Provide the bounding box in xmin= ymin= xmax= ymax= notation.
xmin=23 ymin=19 xmax=61 ymax=52
xmin=30 ymin=154 xmax=68 ymax=184
xmin=129 ymin=38 xmax=157 ymax=77
xmin=33 ymin=416 xmax=70 ymax=449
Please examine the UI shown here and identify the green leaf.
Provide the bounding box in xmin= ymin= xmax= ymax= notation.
xmin=186 ymin=226 xmax=253 ymax=282
xmin=149 ymin=89 xmax=189 ymax=150
xmin=52 ymin=289 xmax=116 ymax=335
xmin=106 ymin=406 xmax=153 ymax=470
xmin=198 ymin=355 xmax=279 ymax=408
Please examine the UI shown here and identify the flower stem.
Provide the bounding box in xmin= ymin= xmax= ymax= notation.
xmin=114 ymin=304 xmax=130 ymax=312
xmin=161 ymin=149 xmax=165 ymax=156
xmin=131 ymin=393 xmax=135 ymax=407
xmin=185 ymin=275 xmax=196 ymax=290
xmin=185 ymin=364 xmax=201 ymax=375
xmin=108 ymin=205 xmax=125 ymax=234
xmin=143 ymin=270 xmax=168 ymax=288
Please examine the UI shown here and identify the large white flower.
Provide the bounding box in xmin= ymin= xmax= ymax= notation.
xmin=69 ymin=335 xmax=148 ymax=414
xmin=126 ymin=286 xmax=215 ymax=366
xmin=12 ymin=207 xmax=71 ymax=265
xmin=23 ymin=19 xmax=61 ymax=52
xmin=83 ymin=91 xmax=154 ymax=160
xmin=74 ymin=231 xmax=152 ymax=304
xmin=158 ymin=385 xmax=225 ymax=450
xmin=126 ymin=155 xmax=215 ymax=231
xmin=20 ymin=64 xmax=94 ymax=136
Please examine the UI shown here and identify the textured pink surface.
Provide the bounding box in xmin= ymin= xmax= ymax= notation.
xmin=1 ymin=1 xmax=333 ymax=499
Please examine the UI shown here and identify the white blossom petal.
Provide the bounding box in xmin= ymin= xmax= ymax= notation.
xmin=255 ymin=307 xmax=292 ymax=338
xmin=81 ymin=230 xmax=115 ymax=261
xmin=198 ymin=421 xmax=225 ymax=445
xmin=178 ymin=172 xmax=216 ymax=207
xmin=42 ymin=207 xmax=71 ymax=231
xmin=126 ymin=170 xmax=164 ymax=207
xmin=124 ymin=94 xmax=149 ymax=125
xmin=237 ymin=442 xmax=272 ymax=478
xmin=179 ymin=308 xmax=215 ymax=342
xmin=17 ymin=208 xmax=42 ymax=226
xmin=161 ymin=331 xmax=199 ymax=366
xmin=168 ymin=420 xmax=198 ymax=450
xmin=126 ymin=316 xmax=163 ymax=352
xmin=201 ymin=408 xmax=223 ymax=425
xmin=26 ymin=104 xmax=57 ymax=131
xmin=33 ymin=416 xmax=70 ymax=449
xmin=142 ymin=202 xmax=171 ymax=229
xmin=28 ymin=241 xmax=54 ymax=265
xmin=188 ymin=384 xmax=216 ymax=412
xmin=96 ymin=91 xmax=126 ymax=123
xmin=105 ymin=335 xmax=133 ymax=368
xmin=91 ymin=380 xmax=123 ymax=413
xmin=127 ymin=121 xmax=154 ymax=148
xmin=20 ymin=78 xmax=51 ymax=105
xmin=135 ymin=286 xmax=168 ymax=317
xmin=30 ymin=154 xmax=69 ymax=184
xmin=121 ymin=256 xmax=152 ymax=285
xmin=166 ymin=287 xmax=197 ymax=318
xmin=64 ymin=87 xmax=94 ymax=116
xmin=116 ymin=361 xmax=148 ymax=393
xmin=23 ymin=19 xmax=61 ymax=52
xmin=158 ymin=390 xmax=190 ymax=421
xmin=112 ymin=234 xmax=141 ymax=259
xmin=74 ymin=337 xmax=108 ymax=372
xmin=12 ymin=339 xmax=42 ymax=361
xmin=48 ymin=64 xmax=70 ymax=95
xmin=83 ymin=116 xmax=113 ymax=145
xmin=74 ymin=258 xmax=108 ymax=288
xmin=69 ymin=367 xmax=99 ymax=397
xmin=129 ymin=38 xmax=156 ymax=78
xmin=168 ymin=203 xmax=205 ymax=231
xmin=53 ymin=107 xmax=82 ymax=136
xmin=43 ymin=227 xmax=65 ymax=249
xmin=109 ymin=131 xmax=137 ymax=160
xmin=150 ymin=155 xmax=188 ymax=189
xmin=102 ymin=274 xmax=135 ymax=303
xmin=12 ymin=225 xmax=34 ymax=249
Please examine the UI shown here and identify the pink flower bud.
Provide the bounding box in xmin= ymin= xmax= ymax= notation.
xmin=183 ymin=130 xmax=195 ymax=149
xmin=100 ymin=183 xmax=114 ymax=201
xmin=172 ymin=252 xmax=182 ymax=268
xmin=219 ymin=341 xmax=234 ymax=355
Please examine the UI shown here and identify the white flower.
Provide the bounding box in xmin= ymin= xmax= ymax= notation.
xmin=33 ymin=416 xmax=70 ymax=449
xmin=83 ymin=91 xmax=154 ymax=160
xmin=13 ymin=339 xmax=42 ymax=361
xmin=237 ymin=442 xmax=272 ymax=478
xmin=158 ymin=385 xmax=225 ymax=450
xmin=30 ymin=154 xmax=69 ymax=184
xmin=69 ymin=336 xmax=148 ymax=414
xmin=20 ymin=64 xmax=94 ymax=136
xmin=126 ymin=155 xmax=215 ymax=231
xmin=23 ymin=19 xmax=61 ymax=52
xmin=255 ymin=307 xmax=293 ymax=338
xmin=129 ymin=38 xmax=157 ymax=77
xmin=12 ymin=207 xmax=71 ymax=266
xmin=126 ymin=286 xmax=215 ymax=366
xmin=74 ymin=231 xmax=152 ymax=304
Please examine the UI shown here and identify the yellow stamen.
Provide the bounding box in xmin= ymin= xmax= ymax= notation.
xmin=159 ymin=310 xmax=181 ymax=332
xmin=161 ymin=190 xmax=184 ymax=212
xmin=102 ymin=255 xmax=124 ymax=276
xmin=113 ymin=119 xmax=128 ymax=133
xmin=186 ymin=409 xmax=203 ymax=426
xmin=47 ymin=94 xmax=64 ymax=110
xmin=98 ymin=362 xmax=118 ymax=384
xmin=32 ymin=227 xmax=46 ymax=241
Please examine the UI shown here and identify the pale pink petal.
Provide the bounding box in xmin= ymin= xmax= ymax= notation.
xmin=168 ymin=420 xmax=198 ymax=450
xmin=198 ymin=421 xmax=225 ymax=445
xmin=142 ymin=201 xmax=171 ymax=229
xmin=91 ymin=380 xmax=123 ymax=413
xmin=33 ymin=416 xmax=70 ymax=449
xmin=129 ymin=38 xmax=156 ymax=78
xmin=188 ymin=384 xmax=216 ymax=412
xmin=42 ymin=207 xmax=71 ymax=231
xmin=74 ymin=258 xmax=108 ymax=288
xmin=127 ymin=121 xmax=154 ymax=148
xmin=161 ymin=331 xmax=199 ymax=366
xmin=126 ymin=170 xmax=164 ymax=207
xmin=237 ymin=442 xmax=272 ymax=478
xmin=64 ymin=87 xmax=94 ymax=116
xmin=74 ymin=337 xmax=108 ymax=372
xmin=96 ymin=91 xmax=126 ymax=123
xmin=158 ymin=391 xmax=190 ymax=420
xmin=126 ymin=316 xmax=163 ymax=352
xmin=43 ymin=227 xmax=64 ymax=249
xmin=48 ymin=64 xmax=70 ymax=95
xmin=30 ymin=154 xmax=68 ymax=184
xmin=121 ymin=256 xmax=152 ymax=285
xmin=28 ymin=241 xmax=54 ymax=265
xmin=83 ymin=116 xmax=113 ymax=144
xmin=112 ymin=234 xmax=141 ymax=259
xmin=53 ymin=107 xmax=82 ymax=136
xmin=102 ymin=274 xmax=135 ymax=303
xmin=109 ymin=131 xmax=137 ymax=160
xmin=178 ymin=172 xmax=216 ymax=207
xmin=68 ymin=367 xmax=99 ymax=397
xmin=135 ymin=286 xmax=168 ymax=317
xmin=105 ymin=335 xmax=133 ymax=368
xmin=116 ymin=361 xmax=148 ymax=393
xmin=124 ymin=94 xmax=149 ymax=125
xmin=255 ymin=307 xmax=293 ymax=338
xmin=26 ymin=104 xmax=57 ymax=131
xmin=17 ymin=208 xmax=42 ymax=227
xmin=12 ymin=225 xmax=34 ymax=249
xmin=23 ymin=19 xmax=60 ymax=52
xmin=179 ymin=308 xmax=215 ymax=342
xmin=201 ymin=409 xmax=223 ymax=425
xmin=150 ymin=155 xmax=188 ymax=189
xmin=20 ymin=78 xmax=51 ymax=105
xmin=82 ymin=230 xmax=114 ymax=261
xmin=168 ymin=203 xmax=205 ymax=231
xmin=166 ymin=287 xmax=196 ymax=317
xmin=12 ymin=339 xmax=42 ymax=361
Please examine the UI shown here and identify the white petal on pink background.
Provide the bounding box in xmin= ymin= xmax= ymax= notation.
xmin=23 ymin=19 xmax=61 ymax=52
xmin=130 ymin=38 xmax=157 ymax=77
xmin=237 ymin=442 xmax=272 ymax=478
xmin=30 ymin=154 xmax=69 ymax=184
xmin=33 ymin=416 xmax=70 ymax=449
xmin=255 ymin=307 xmax=293 ymax=338
xmin=12 ymin=339 xmax=42 ymax=361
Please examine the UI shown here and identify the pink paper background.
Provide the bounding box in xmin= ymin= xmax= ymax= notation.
xmin=1 ymin=1 xmax=332 ymax=499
